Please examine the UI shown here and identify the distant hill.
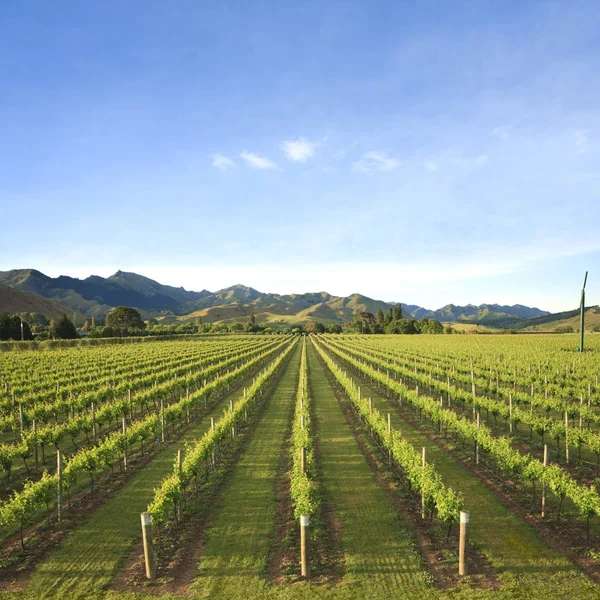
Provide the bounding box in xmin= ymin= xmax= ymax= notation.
xmin=0 ymin=269 xmax=209 ymax=318
xmin=505 ymin=306 xmax=600 ymax=332
xmin=411 ymin=303 xmax=549 ymax=324
xmin=0 ymin=268 xmax=549 ymax=327
xmin=0 ymin=284 xmax=76 ymax=321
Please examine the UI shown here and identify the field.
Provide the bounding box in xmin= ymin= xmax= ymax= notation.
xmin=0 ymin=333 xmax=600 ymax=599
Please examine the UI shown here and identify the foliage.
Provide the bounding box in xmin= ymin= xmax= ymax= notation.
xmin=314 ymin=338 xmax=463 ymax=523
xmin=105 ymin=306 xmax=146 ymax=335
xmin=290 ymin=338 xmax=318 ymax=518
xmin=51 ymin=315 xmax=79 ymax=340
xmin=0 ymin=313 xmax=33 ymax=341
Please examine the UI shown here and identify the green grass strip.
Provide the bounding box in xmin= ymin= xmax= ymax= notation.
xmin=335 ymin=347 xmax=600 ymax=600
xmin=190 ymin=343 xmax=301 ymax=598
xmin=21 ymin=372 xmax=264 ymax=600
xmin=306 ymin=342 xmax=431 ymax=597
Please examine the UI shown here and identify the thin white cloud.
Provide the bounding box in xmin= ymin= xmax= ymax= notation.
xmin=353 ymin=151 xmax=401 ymax=174
xmin=493 ymin=126 xmax=511 ymax=140
xmin=321 ymin=166 xmax=338 ymax=175
xmin=240 ymin=152 xmax=277 ymax=169
xmin=212 ymin=154 xmax=235 ymax=170
xmin=575 ymin=129 xmax=590 ymax=154
xmin=454 ymin=154 xmax=489 ymax=168
xmin=282 ymin=137 xmax=317 ymax=162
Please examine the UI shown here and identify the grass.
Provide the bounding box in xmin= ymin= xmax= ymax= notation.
xmin=188 ymin=342 xmax=302 ymax=598
xmin=340 ymin=352 xmax=599 ymax=599
xmin=2 ymin=338 xmax=600 ymax=600
xmin=10 ymin=369 xmax=264 ymax=600
xmin=304 ymin=342 xmax=431 ymax=597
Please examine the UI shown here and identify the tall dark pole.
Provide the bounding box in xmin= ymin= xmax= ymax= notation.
xmin=579 ymin=271 xmax=588 ymax=352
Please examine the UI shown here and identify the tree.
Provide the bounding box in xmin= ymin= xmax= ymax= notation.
xmin=315 ymin=322 xmax=326 ymax=334
xmin=385 ymin=307 xmax=393 ymax=325
xmin=393 ymin=303 xmax=403 ymax=321
xmin=386 ymin=319 xmax=417 ymax=334
xmin=376 ymin=308 xmax=385 ymax=331
xmin=326 ymin=323 xmax=343 ymax=334
xmin=81 ymin=320 xmax=90 ymax=332
xmin=106 ymin=307 xmax=146 ymax=335
xmin=250 ymin=313 xmax=256 ymax=326
xmin=428 ymin=319 xmax=444 ymax=334
xmin=0 ymin=314 xmax=33 ymax=341
xmin=305 ymin=321 xmax=318 ymax=334
xmin=91 ymin=316 xmax=96 ymax=329
xmin=416 ymin=318 xmax=429 ymax=333
xmin=52 ymin=315 xmax=79 ymax=339
xmin=351 ymin=311 xmax=376 ymax=334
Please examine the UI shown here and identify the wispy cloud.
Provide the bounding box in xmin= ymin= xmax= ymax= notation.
xmin=212 ymin=154 xmax=235 ymax=170
xmin=454 ymin=154 xmax=489 ymax=168
xmin=492 ymin=126 xmax=511 ymax=140
xmin=240 ymin=152 xmax=277 ymax=169
xmin=353 ymin=151 xmax=401 ymax=174
xmin=282 ymin=137 xmax=317 ymax=162
xmin=575 ymin=129 xmax=590 ymax=154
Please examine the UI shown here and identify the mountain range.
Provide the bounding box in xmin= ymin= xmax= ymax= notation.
xmin=0 ymin=268 xmax=550 ymax=327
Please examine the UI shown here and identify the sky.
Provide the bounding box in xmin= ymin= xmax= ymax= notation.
xmin=1 ymin=0 xmax=599 ymax=312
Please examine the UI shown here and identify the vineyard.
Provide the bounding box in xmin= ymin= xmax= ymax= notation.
xmin=0 ymin=334 xmax=600 ymax=599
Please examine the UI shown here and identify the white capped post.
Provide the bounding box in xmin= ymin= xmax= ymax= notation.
xmin=459 ymin=510 xmax=470 ymax=576
xmin=140 ymin=512 xmax=157 ymax=579
xmin=300 ymin=513 xmax=310 ymax=579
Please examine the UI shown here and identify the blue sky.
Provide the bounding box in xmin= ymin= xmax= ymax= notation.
xmin=1 ymin=1 xmax=598 ymax=312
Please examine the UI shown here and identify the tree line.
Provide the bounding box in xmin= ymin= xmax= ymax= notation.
xmin=344 ymin=304 xmax=450 ymax=334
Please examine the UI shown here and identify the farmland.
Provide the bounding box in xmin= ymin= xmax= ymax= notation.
xmin=0 ymin=334 xmax=599 ymax=599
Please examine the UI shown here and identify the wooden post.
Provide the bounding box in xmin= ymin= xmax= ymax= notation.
xmin=476 ymin=413 xmax=480 ymax=465
xmin=565 ymin=410 xmax=569 ymax=465
xmin=177 ymin=449 xmax=183 ymax=520
xmin=57 ymin=449 xmax=63 ymax=522
xmin=122 ymin=417 xmax=128 ymax=471
xmin=369 ymin=398 xmax=373 ymax=414
xmin=301 ymin=414 xmax=305 ymax=430
xmin=92 ymin=402 xmax=96 ymax=443
xmin=509 ymin=393 xmax=513 ymax=433
xmin=160 ymin=398 xmax=165 ymax=442
xmin=211 ymin=417 xmax=216 ymax=466
xmin=301 ymin=446 xmax=306 ymax=474
xmin=421 ymin=447 xmax=427 ymax=519
xmin=140 ymin=512 xmax=157 ymax=579
xmin=388 ymin=413 xmax=392 ymax=465
xmin=541 ymin=444 xmax=548 ymax=518
xmin=33 ymin=420 xmax=38 ymax=471
xmin=459 ymin=510 xmax=470 ymax=576
xmin=300 ymin=513 xmax=310 ymax=579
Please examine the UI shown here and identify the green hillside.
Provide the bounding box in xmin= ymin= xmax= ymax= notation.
xmin=0 ymin=284 xmax=77 ymax=320
xmin=0 ymin=268 xmax=551 ymax=328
